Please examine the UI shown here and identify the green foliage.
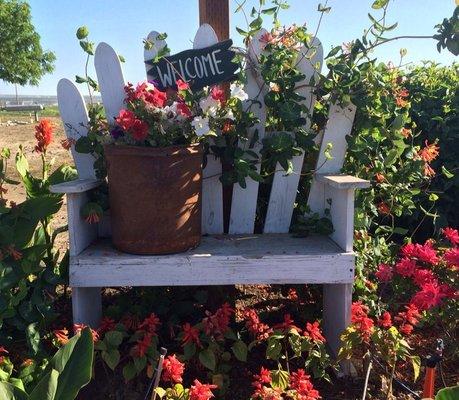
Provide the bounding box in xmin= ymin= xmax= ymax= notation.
xmin=436 ymin=386 xmax=459 ymax=400
xmin=0 ymin=328 xmax=94 ymax=400
xmin=0 ymin=0 xmax=55 ymax=85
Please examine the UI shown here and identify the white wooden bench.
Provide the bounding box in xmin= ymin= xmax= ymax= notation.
xmin=50 ymin=24 xmax=369 ymax=357
xmin=0 ymin=104 xmax=44 ymax=122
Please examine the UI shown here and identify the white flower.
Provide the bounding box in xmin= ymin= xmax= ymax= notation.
xmin=230 ymin=83 xmax=248 ymax=101
xmin=191 ymin=116 xmax=210 ymax=137
xmin=199 ymin=95 xmax=219 ymax=117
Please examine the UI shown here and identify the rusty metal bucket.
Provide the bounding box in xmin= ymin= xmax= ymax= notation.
xmin=104 ymin=144 xmax=203 ymax=255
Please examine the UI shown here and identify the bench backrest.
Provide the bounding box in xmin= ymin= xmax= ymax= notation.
xmin=57 ymin=24 xmax=356 ymax=235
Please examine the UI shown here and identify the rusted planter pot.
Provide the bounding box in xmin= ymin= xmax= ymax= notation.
xmin=104 ymin=144 xmax=203 ymax=255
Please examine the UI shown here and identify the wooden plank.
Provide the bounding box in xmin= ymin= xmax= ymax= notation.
xmin=229 ymin=29 xmax=268 ymax=234
xmin=315 ymin=174 xmax=370 ymax=189
xmin=144 ymin=30 xmax=169 ymax=75
xmin=307 ymin=103 xmax=357 ymax=214
xmin=194 ymin=24 xmax=224 ymax=234
xmin=57 ymin=78 xmax=96 ymax=180
xmin=72 ymin=287 xmax=102 ymax=328
xmin=94 ymin=42 xmax=126 ymax=124
xmin=50 ymin=178 xmax=101 ymax=194
xmin=67 ymin=192 xmax=98 ymax=257
xmin=70 ymin=234 xmax=355 ymax=287
xmin=325 ymin=186 xmax=354 ymax=252
xmin=199 ymin=0 xmax=229 ymax=41
xmin=264 ymin=38 xmax=324 ymax=233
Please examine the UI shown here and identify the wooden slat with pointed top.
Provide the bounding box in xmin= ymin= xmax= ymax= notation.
xmin=264 ymin=39 xmax=324 ymax=233
xmin=94 ymin=42 xmax=126 ymax=124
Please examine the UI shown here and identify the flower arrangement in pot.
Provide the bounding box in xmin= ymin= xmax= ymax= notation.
xmin=101 ymin=79 xmax=253 ymax=255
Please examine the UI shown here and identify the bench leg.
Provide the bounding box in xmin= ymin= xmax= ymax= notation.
xmin=323 ymin=283 xmax=352 ymax=357
xmin=72 ymin=287 xmax=102 ymax=328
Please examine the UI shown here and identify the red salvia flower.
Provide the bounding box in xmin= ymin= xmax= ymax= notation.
xmin=34 ymin=119 xmax=53 ymax=153
xmin=189 ymin=379 xmax=218 ymax=400
xmin=61 ymin=137 xmax=76 ymax=150
xmin=444 ymin=248 xmax=459 ymax=268
xmin=378 ymin=312 xmax=392 ymax=328
xmin=303 ymin=321 xmax=326 ymax=343
xmin=395 ymin=258 xmax=417 ymax=277
xmin=53 ymin=328 xmax=69 ymax=345
xmin=202 ymin=303 xmax=234 ymax=338
xmin=98 ymin=317 xmax=116 ymax=334
xmin=132 ymin=332 xmax=153 ymax=357
xmin=181 ymin=323 xmax=201 ymax=347
xmin=242 ymin=308 xmax=271 ymax=340
xmin=410 ymin=282 xmax=446 ymax=311
xmin=273 ymin=313 xmax=301 ymax=333
xmin=121 ymin=313 xmax=140 ymax=331
xmin=375 ymin=263 xmax=393 ymax=282
xmin=289 ymin=369 xmax=321 ymax=400
xmin=161 ymin=354 xmax=185 ymax=383
xmin=351 ymin=302 xmax=374 ymax=342
xmin=138 ymin=313 xmax=161 ymax=335
xmin=442 ymin=227 xmax=459 ymax=246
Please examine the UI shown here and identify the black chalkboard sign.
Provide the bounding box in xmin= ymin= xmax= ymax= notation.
xmin=145 ymin=39 xmax=238 ymax=91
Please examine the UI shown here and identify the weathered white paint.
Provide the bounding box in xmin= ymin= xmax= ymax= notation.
xmin=326 ymin=186 xmax=355 ymax=252
xmin=66 ymin=192 xmax=98 ymax=257
xmin=307 ymin=103 xmax=357 ymax=214
xmin=264 ymin=38 xmax=323 ymax=233
xmin=193 ymin=24 xmax=224 ymax=234
xmin=57 ymin=78 xmax=96 ymax=180
xmin=50 ymin=178 xmax=101 ymax=194
xmin=94 ymin=42 xmax=126 ymax=124
xmin=70 ymin=234 xmax=354 ymax=287
xmin=72 ymin=287 xmax=102 ymax=328
xmin=315 ymin=174 xmax=370 ymax=190
xmin=229 ymin=29 xmax=268 ymax=234
xmin=323 ymin=283 xmax=352 ymax=357
xmin=144 ymin=30 xmax=169 ymax=72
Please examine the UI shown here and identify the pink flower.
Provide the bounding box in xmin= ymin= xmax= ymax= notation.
xmin=395 ymin=258 xmax=417 ymax=277
xmin=210 ymin=85 xmax=225 ymax=103
xmin=176 ymin=102 xmax=192 ymax=118
xmin=375 ymin=263 xmax=393 ymax=282
xmin=442 ymin=227 xmax=459 ymax=246
xmin=176 ymin=79 xmax=190 ymax=91
xmin=162 ymin=354 xmax=184 ymax=383
xmin=411 ymin=283 xmax=446 ymax=311
xmin=412 ymin=269 xmax=436 ymax=287
xmin=189 ymin=379 xmax=218 ymax=400
xmin=444 ymin=248 xmax=459 ymax=268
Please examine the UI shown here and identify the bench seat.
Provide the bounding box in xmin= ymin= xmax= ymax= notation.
xmin=70 ymin=234 xmax=354 ymax=287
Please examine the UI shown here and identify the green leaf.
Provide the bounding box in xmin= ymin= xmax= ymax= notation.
xmin=266 ymin=338 xmax=282 ymax=360
xmin=29 ymin=369 xmax=59 ymax=400
xmin=104 ymin=331 xmax=123 ymax=347
xmin=231 ymin=340 xmax=248 ymax=362
xmin=122 ymin=362 xmax=137 ymax=381
xmin=102 ymin=349 xmax=120 ymax=371
xmin=0 ymin=382 xmax=29 ymax=400
xmin=441 ymin=166 xmax=454 ymax=178
xmin=271 ymin=369 xmax=289 ymax=390
xmin=372 ymin=0 xmax=389 ymax=10
xmin=50 ymin=327 xmax=94 ymax=400
xmin=26 ymin=323 xmax=41 ymax=356
xmin=436 ymin=386 xmax=459 ymax=400
xmin=410 ymin=356 xmax=421 ymax=382
xmin=199 ymin=349 xmax=216 ymax=371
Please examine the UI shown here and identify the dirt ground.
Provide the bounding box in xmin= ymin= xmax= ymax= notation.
xmin=0 ymin=115 xmax=73 ymax=251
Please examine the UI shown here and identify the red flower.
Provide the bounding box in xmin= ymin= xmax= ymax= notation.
xmin=243 ymin=308 xmax=271 ymax=340
xmin=176 ymin=79 xmax=190 ymax=91
xmin=378 ymin=312 xmax=392 ymax=328
xmin=395 ymin=258 xmax=417 ymax=277
xmin=181 ymin=323 xmax=200 ymax=347
xmin=210 ymin=85 xmax=225 ymax=103
xmin=161 ymin=354 xmax=184 ymax=383
xmin=400 ymin=243 xmax=417 ymax=258
xmin=289 ymin=369 xmax=321 ymax=400
xmin=287 ymin=288 xmax=299 ymax=301
xmin=410 ymin=282 xmax=446 ymax=311
xmin=116 ymin=109 xmax=136 ymax=131
xmin=132 ymin=332 xmax=153 ymax=357
xmin=395 ymin=304 xmax=421 ymax=327
xmin=351 ymin=302 xmax=374 ymax=342
xmin=375 ymin=263 xmax=393 ymax=282
xmin=0 ymin=346 xmax=8 ymax=364
xmin=273 ymin=313 xmax=300 ymax=333
xmin=61 ymin=137 xmax=76 ymax=150
xmin=138 ymin=313 xmax=161 ymax=335
xmin=34 ymin=119 xmax=53 ymax=153
xmin=189 ymin=379 xmax=218 ymax=400
xmin=375 ymin=173 xmax=385 ymax=183
xmin=415 ymin=242 xmax=439 ymax=264
xmin=130 ymin=119 xmax=149 ymax=141
xmin=399 ymin=323 xmax=414 ymax=335
xmin=377 ymin=202 xmax=391 ymax=215
xmin=98 ymin=317 xmax=116 ymax=334
xmin=53 ymin=328 xmax=69 ymax=345
xmin=442 ymin=227 xmax=459 ymax=246
xmin=303 ymin=321 xmax=326 ymax=343
xmin=202 ymin=303 xmax=234 ymax=338
xmin=444 ymin=248 xmax=459 ymax=268
xmin=176 ymin=102 xmax=192 ymax=118
xmin=73 ymin=323 xmax=99 ymax=341
xmin=412 ymin=269 xmax=436 ymax=287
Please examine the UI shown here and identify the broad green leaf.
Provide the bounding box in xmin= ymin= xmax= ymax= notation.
xmin=29 ymin=369 xmax=59 ymax=400
xmin=410 ymin=356 xmax=421 ymax=382
xmin=0 ymin=382 xmax=29 ymax=400
xmin=105 ymin=331 xmax=123 ymax=347
xmin=372 ymin=0 xmax=389 ymax=10
xmin=123 ymin=362 xmax=137 ymax=381
xmin=26 ymin=323 xmax=40 ymax=356
xmin=271 ymin=369 xmax=289 ymax=390
xmin=436 ymin=386 xmax=459 ymax=400
xmin=231 ymin=340 xmax=248 ymax=362
xmin=199 ymin=349 xmax=216 ymax=371
xmin=102 ymin=350 xmax=120 ymax=371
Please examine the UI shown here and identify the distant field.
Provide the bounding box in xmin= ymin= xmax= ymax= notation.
xmin=0 ymin=105 xmax=60 ymax=120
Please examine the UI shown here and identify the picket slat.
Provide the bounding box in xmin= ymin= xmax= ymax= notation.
xmin=264 ymin=38 xmax=323 ymax=233
xmin=144 ymin=30 xmax=169 ymax=78
xmin=307 ymin=103 xmax=357 ymax=214
xmin=229 ymin=29 xmax=268 ymax=234
xmin=193 ymin=24 xmax=224 ymax=234
xmin=94 ymin=42 xmax=126 ymax=124
xmin=57 ymin=78 xmax=95 ymax=180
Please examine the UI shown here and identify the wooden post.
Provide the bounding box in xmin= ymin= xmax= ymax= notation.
xmin=199 ymin=0 xmax=229 ymax=40
xmin=199 ymin=0 xmax=232 ymax=231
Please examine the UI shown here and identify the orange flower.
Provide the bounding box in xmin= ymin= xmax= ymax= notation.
xmin=74 ymin=323 xmax=99 ymax=341
xmin=34 ymin=119 xmax=53 ymax=153
xmin=53 ymin=328 xmax=69 ymax=345
xmin=424 ymin=163 xmax=436 ymax=177
xmin=21 ymin=359 xmax=34 ymax=367
xmin=418 ymin=140 xmax=439 ymax=163
xmin=61 ymin=137 xmax=76 ymax=150
xmin=378 ymin=202 xmax=391 ymax=215
xmin=375 ymin=173 xmax=385 ymax=183
xmin=401 ymin=128 xmax=411 ymax=138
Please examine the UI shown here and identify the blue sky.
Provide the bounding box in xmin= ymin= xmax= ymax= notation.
xmin=1 ymin=0 xmax=457 ymax=95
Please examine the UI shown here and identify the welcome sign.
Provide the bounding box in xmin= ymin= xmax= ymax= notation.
xmin=145 ymin=39 xmax=238 ymax=91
